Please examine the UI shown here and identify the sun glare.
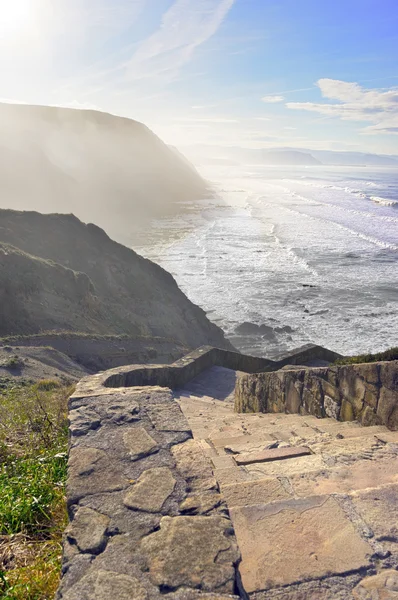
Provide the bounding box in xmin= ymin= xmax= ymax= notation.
xmin=0 ymin=0 xmax=33 ymax=38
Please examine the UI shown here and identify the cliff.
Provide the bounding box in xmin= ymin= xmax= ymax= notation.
xmin=0 ymin=103 xmax=210 ymax=244
xmin=0 ymin=210 xmax=232 ymax=351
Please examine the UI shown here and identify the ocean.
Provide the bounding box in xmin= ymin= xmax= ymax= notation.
xmin=135 ymin=165 xmax=398 ymax=358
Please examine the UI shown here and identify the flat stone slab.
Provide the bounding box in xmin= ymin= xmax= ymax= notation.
xmin=220 ymin=478 xmax=291 ymax=508
xmin=140 ymin=515 xmax=240 ymax=593
xmin=123 ymin=427 xmax=158 ymax=461
xmin=350 ymin=483 xmax=398 ymax=555
xmin=62 ymin=569 xmax=149 ymax=600
xmin=66 ymin=507 xmax=109 ymax=554
xmin=235 ymin=446 xmax=311 ymax=466
xmin=290 ymin=457 xmax=398 ymax=498
xmin=123 ymin=467 xmax=176 ymax=513
xmin=229 ymin=495 xmax=372 ymax=593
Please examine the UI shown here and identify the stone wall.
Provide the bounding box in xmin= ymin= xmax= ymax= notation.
xmin=235 ymin=360 xmax=398 ymax=429
xmin=102 ymin=344 xmax=342 ymax=391
xmin=58 ymin=383 xmax=243 ymax=599
xmin=58 ymin=342 xmax=343 ymax=599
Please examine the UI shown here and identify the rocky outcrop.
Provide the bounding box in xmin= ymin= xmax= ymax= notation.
xmin=0 ymin=210 xmax=231 ymax=351
xmin=235 ymin=360 xmax=398 ymax=429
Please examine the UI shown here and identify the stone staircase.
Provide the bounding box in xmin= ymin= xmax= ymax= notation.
xmin=175 ymin=366 xmax=398 ymax=599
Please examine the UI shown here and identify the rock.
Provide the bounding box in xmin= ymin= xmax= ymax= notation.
xmin=67 ymin=447 xmax=127 ymax=503
xmin=66 ymin=507 xmax=109 ymax=554
xmin=140 ymin=515 xmax=240 ymax=593
xmin=179 ymin=491 xmax=223 ymax=515
xmin=285 ymin=376 xmax=303 ymax=414
xmin=378 ymin=387 xmax=398 ymax=429
xmin=380 ymin=361 xmax=398 ymax=390
xmin=340 ymin=399 xmax=355 ymax=422
xmin=360 ymin=405 xmax=381 ymax=427
xmin=353 ymin=570 xmax=398 ymax=599
xmin=123 ymin=427 xmax=158 ymax=461
xmin=275 ymin=325 xmax=294 ymax=334
xmin=234 ymin=322 xmax=276 ymax=339
xmin=123 ymin=467 xmax=176 ymax=513
xmin=69 ymin=407 xmax=101 ymax=437
xmin=171 ymin=440 xmax=217 ymax=492
xmin=324 ymin=395 xmax=340 ymax=420
xmin=62 ymin=569 xmax=148 ymax=600
xmin=147 ymin=403 xmax=191 ymax=433
xmin=234 ymin=322 xmax=261 ymax=335
xmin=302 ymin=373 xmax=324 ymax=418
xmin=105 ymin=400 xmax=140 ymax=425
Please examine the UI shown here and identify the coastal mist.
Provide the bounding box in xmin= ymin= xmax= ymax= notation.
xmin=135 ymin=165 xmax=398 ymax=358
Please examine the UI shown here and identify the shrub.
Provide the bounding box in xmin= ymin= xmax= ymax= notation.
xmin=3 ymin=356 xmax=24 ymax=370
xmin=335 ymin=346 xmax=398 ymax=366
xmin=35 ymin=380 xmax=61 ymax=392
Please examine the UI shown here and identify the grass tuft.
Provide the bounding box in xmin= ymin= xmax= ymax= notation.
xmin=0 ymin=380 xmax=72 ymax=599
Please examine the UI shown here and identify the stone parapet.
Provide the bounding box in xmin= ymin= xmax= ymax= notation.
xmin=235 ymin=360 xmax=398 ymax=429
xmin=58 ymin=384 xmax=242 ymax=599
xmin=73 ymin=344 xmax=342 ymax=399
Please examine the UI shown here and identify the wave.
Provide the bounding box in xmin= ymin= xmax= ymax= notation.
xmin=371 ymin=196 xmax=398 ymax=207
xmin=282 ymin=178 xmax=398 ymax=207
xmin=279 ymin=204 xmax=398 ymax=251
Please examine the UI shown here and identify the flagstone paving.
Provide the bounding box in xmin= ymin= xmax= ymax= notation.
xmin=174 ymin=366 xmax=398 ymax=599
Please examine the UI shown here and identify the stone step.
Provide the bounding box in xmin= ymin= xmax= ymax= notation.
xmin=244 ymin=453 xmax=325 ymax=479
xmin=220 ymin=453 xmax=398 ymax=509
xmin=229 ymin=494 xmax=373 ymax=594
xmin=234 ymin=445 xmax=311 ymax=466
xmin=316 ymin=424 xmax=388 ymax=439
xmin=220 ymin=477 xmax=291 ymax=508
xmin=289 ymin=454 xmax=398 ymax=498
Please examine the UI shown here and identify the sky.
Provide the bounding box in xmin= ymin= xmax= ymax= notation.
xmin=0 ymin=0 xmax=397 ymax=154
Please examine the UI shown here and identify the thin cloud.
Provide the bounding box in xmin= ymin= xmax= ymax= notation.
xmin=123 ymin=0 xmax=236 ymax=83
xmin=262 ymin=95 xmax=284 ymax=103
xmin=287 ymin=79 xmax=398 ymax=135
xmin=60 ymin=0 xmax=235 ymax=94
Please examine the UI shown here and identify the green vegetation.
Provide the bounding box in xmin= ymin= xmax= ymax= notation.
xmin=2 ymin=355 xmax=24 ymax=370
xmin=335 ymin=347 xmax=398 ymax=366
xmin=0 ymin=379 xmax=73 ymax=599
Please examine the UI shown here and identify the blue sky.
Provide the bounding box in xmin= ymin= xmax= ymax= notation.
xmin=1 ymin=0 xmax=398 ymax=153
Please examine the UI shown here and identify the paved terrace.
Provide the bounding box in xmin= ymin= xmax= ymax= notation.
xmin=58 ymin=347 xmax=398 ymax=600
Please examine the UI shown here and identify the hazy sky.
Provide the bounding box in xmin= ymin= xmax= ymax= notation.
xmin=1 ymin=0 xmax=397 ymax=154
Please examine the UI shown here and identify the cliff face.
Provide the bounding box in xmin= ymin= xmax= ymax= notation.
xmin=0 ymin=210 xmax=232 ymax=350
xmin=0 ymin=103 xmax=210 ymax=244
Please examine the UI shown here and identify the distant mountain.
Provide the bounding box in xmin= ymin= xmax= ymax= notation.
xmin=182 ymin=144 xmax=398 ymax=168
xmin=182 ymin=145 xmax=321 ymax=166
xmin=298 ymin=150 xmax=398 ymax=167
xmin=262 ymin=150 xmax=321 ymax=166
xmin=0 ymin=209 xmax=232 ymax=351
xmin=0 ymin=103 xmax=210 ymax=244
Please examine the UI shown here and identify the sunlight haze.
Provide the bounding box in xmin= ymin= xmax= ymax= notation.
xmin=0 ymin=0 xmax=397 ymax=154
